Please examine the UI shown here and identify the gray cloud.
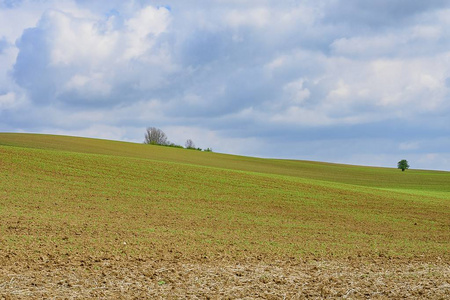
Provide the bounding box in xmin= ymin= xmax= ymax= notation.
xmin=324 ymin=0 xmax=450 ymax=28
xmin=0 ymin=0 xmax=23 ymax=9
xmin=0 ymin=37 xmax=8 ymax=54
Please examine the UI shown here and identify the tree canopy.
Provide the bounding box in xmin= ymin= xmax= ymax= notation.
xmin=397 ymin=159 xmax=410 ymax=171
xmin=185 ymin=139 xmax=195 ymax=149
xmin=144 ymin=127 xmax=168 ymax=145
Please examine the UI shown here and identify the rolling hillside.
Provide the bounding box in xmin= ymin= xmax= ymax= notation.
xmin=1 ymin=132 xmax=449 ymax=191
xmin=0 ymin=133 xmax=449 ymax=298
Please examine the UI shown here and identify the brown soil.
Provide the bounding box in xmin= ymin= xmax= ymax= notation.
xmin=1 ymin=257 xmax=449 ymax=299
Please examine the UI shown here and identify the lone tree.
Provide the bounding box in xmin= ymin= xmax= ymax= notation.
xmin=185 ymin=139 xmax=195 ymax=149
xmin=397 ymin=159 xmax=410 ymax=171
xmin=144 ymin=127 xmax=168 ymax=145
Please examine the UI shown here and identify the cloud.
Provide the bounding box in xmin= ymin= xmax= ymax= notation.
xmin=324 ymin=0 xmax=450 ymax=28
xmin=0 ymin=36 xmax=8 ymax=54
xmin=13 ymin=5 xmax=174 ymax=108
xmin=0 ymin=92 xmax=18 ymax=109
xmin=1 ymin=0 xmax=23 ymax=8
xmin=1 ymin=0 xmax=450 ymax=170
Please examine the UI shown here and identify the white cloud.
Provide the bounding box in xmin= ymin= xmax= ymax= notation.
xmin=0 ymin=46 xmax=17 ymax=87
xmin=271 ymin=107 xmax=333 ymax=126
xmin=411 ymin=25 xmax=442 ymax=41
xmin=124 ymin=6 xmax=171 ymax=59
xmin=327 ymin=79 xmax=350 ymax=100
xmin=331 ymin=34 xmax=402 ymax=57
xmin=283 ymin=79 xmax=311 ymax=105
xmin=322 ymin=55 xmax=450 ymax=115
xmin=225 ymin=7 xmax=270 ymax=28
xmin=0 ymin=92 xmax=18 ymax=109
xmin=12 ymin=4 xmax=178 ymax=106
xmin=63 ymin=73 xmax=112 ymax=96
xmin=45 ymin=10 xmax=118 ymax=67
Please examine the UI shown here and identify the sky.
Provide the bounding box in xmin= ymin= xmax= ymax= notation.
xmin=1 ymin=0 xmax=450 ymax=171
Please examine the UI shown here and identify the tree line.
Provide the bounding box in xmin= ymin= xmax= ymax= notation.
xmin=145 ymin=128 xmax=413 ymax=169
xmin=144 ymin=127 xmax=212 ymax=152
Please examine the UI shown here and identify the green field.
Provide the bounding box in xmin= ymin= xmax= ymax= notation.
xmin=0 ymin=133 xmax=449 ymax=298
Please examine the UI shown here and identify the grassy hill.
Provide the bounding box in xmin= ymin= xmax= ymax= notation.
xmin=0 ymin=132 xmax=449 ymax=297
xmin=1 ymin=132 xmax=448 ymax=259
